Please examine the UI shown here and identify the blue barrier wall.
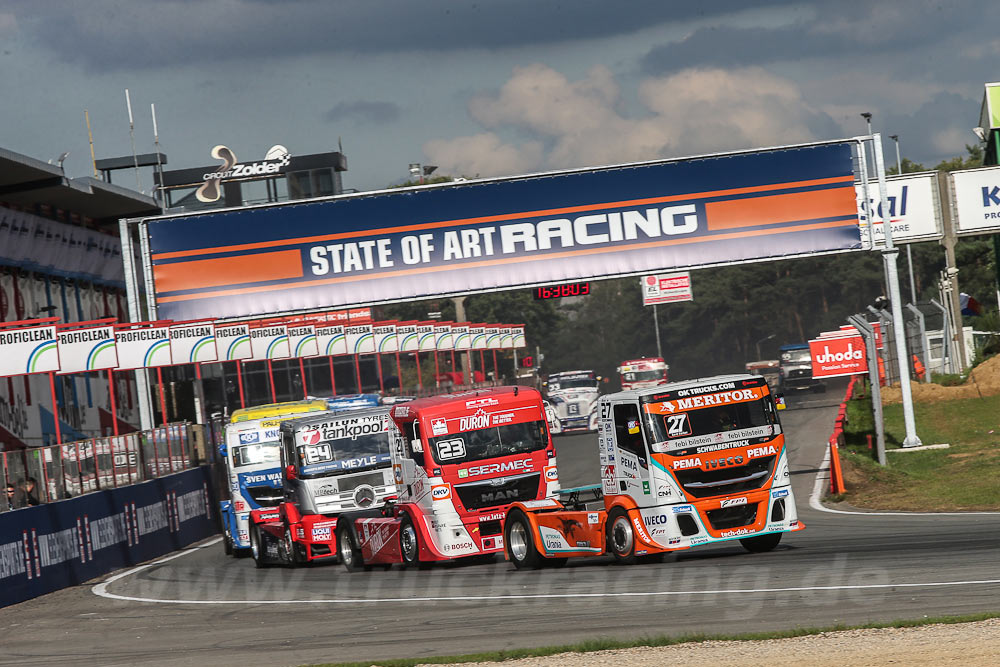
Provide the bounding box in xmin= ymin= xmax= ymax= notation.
xmin=0 ymin=466 xmax=217 ymax=609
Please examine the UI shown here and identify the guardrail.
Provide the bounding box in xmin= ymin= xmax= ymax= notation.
xmin=827 ymin=376 xmax=858 ymax=495
xmin=2 ymin=422 xmax=196 ymax=511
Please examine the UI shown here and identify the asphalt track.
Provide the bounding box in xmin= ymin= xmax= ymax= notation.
xmin=2 ymin=380 xmax=999 ymax=667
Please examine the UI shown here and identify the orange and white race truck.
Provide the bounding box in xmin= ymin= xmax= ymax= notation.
xmin=617 ymin=357 xmax=669 ymax=391
xmin=334 ymin=386 xmax=560 ymax=570
xmin=502 ymin=374 xmax=802 ymax=568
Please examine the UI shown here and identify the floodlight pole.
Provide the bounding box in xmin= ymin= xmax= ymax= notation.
xmin=872 ymin=133 xmax=922 ymax=448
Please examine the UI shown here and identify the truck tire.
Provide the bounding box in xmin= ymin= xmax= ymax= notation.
xmin=740 ymin=531 xmax=782 ymax=553
xmin=337 ymin=521 xmax=366 ymax=572
xmin=250 ymin=524 xmax=270 ymax=569
xmin=504 ymin=509 xmax=542 ymax=570
xmin=222 ymin=528 xmax=233 ymax=556
xmin=399 ymin=515 xmax=422 ymax=569
xmin=606 ymin=507 xmax=637 ymax=565
xmin=284 ymin=525 xmax=305 ymax=565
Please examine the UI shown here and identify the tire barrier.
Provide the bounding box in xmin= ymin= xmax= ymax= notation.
xmin=0 ymin=465 xmax=217 ymax=609
xmin=827 ymin=376 xmax=857 ymax=495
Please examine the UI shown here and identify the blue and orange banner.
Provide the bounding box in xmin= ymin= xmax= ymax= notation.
xmin=141 ymin=142 xmax=862 ymax=320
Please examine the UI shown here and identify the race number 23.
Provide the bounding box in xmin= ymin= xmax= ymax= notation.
xmin=436 ymin=438 xmax=466 ymax=460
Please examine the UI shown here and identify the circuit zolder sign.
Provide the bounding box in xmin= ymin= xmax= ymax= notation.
xmin=136 ymin=141 xmax=864 ymax=321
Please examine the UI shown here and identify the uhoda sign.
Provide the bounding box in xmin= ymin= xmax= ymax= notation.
xmin=138 ymin=140 xmax=863 ymax=321
xmin=809 ymin=334 xmax=867 ymax=378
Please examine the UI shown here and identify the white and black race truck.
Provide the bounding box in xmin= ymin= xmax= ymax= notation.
xmin=544 ymin=370 xmax=602 ymax=433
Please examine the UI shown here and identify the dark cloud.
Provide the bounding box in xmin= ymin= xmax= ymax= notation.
xmin=9 ymin=0 xmax=801 ymax=72
xmin=324 ymin=100 xmax=400 ymax=124
xmin=640 ymin=1 xmax=996 ymax=79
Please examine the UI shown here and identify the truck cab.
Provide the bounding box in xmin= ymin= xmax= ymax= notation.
xmin=617 ymin=357 xmax=669 ymax=391
xmin=545 ymin=370 xmax=602 ymax=433
xmin=335 ymin=386 xmax=560 ymax=570
xmin=218 ymin=399 xmax=329 ymax=557
xmin=503 ymin=374 xmax=803 ymax=568
xmin=247 ymin=406 xmax=398 ymax=567
xmin=779 ymin=343 xmax=825 ymax=393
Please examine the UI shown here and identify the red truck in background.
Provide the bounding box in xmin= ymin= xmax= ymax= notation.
xmin=335 ymin=386 xmax=560 ymax=570
xmin=617 ymin=357 xmax=669 ymax=391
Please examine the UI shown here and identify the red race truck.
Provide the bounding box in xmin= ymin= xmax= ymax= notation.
xmin=247 ymin=406 xmax=398 ymax=567
xmin=335 ymin=386 xmax=560 ymax=570
xmin=502 ymin=374 xmax=802 ymax=568
xmin=617 ymin=357 xmax=669 ymax=391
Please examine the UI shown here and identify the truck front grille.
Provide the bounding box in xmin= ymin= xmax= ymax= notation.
xmin=706 ymin=503 xmax=759 ymax=530
xmin=245 ymin=486 xmax=283 ymax=507
xmin=455 ymin=473 xmax=541 ymax=510
xmin=337 ymin=471 xmax=389 ymax=492
xmin=673 ymin=455 xmax=776 ymax=499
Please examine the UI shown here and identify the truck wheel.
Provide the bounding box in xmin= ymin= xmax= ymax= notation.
xmin=337 ymin=522 xmax=365 ymax=572
xmin=606 ymin=507 xmax=637 ymax=565
xmin=740 ymin=532 xmax=782 ymax=553
xmin=399 ymin=515 xmax=421 ymax=569
xmin=222 ymin=528 xmax=233 ymax=556
xmin=284 ymin=526 xmax=305 ymax=566
xmin=504 ymin=509 xmax=542 ymax=570
xmin=250 ymin=525 xmax=269 ymax=569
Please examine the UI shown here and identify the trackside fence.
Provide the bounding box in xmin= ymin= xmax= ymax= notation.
xmin=1 ymin=422 xmax=197 ymax=512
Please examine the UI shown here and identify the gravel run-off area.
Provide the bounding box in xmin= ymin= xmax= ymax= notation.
xmin=414 ymin=618 xmax=1000 ymax=667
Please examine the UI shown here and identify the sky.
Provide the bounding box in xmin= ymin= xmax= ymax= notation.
xmin=2 ymin=0 xmax=998 ymax=194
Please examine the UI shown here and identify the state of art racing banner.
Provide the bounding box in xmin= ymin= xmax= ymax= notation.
xmin=141 ymin=142 xmax=862 ymax=320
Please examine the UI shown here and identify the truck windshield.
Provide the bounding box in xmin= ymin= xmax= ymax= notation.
xmin=550 ymin=378 xmax=597 ymax=390
xmin=232 ymin=442 xmax=281 ymax=468
xmin=645 ymin=399 xmax=776 ymax=444
xmin=429 ymin=420 xmax=547 ymax=465
xmin=297 ymin=433 xmax=393 ymax=478
xmin=623 ymin=370 xmax=663 ymax=382
xmin=781 ymin=349 xmax=811 ymax=363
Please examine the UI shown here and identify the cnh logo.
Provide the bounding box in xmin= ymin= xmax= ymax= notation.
xmin=815 ymin=342 xmax=863 ymax=363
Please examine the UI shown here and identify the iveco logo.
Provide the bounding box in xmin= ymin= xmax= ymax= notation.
xmin=353 ymin=485 xmax=376 ymax=508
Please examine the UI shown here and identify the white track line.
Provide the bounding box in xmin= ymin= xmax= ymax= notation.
xmin=92 ymin=556 xmax=1000 ymax=606
xmin=808 ymin=446 xmax=1000 ymax=516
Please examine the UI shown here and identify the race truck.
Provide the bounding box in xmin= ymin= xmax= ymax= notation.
xmin=501 ymin=374 xmax=803 ymax=569
xmin=779 ymin=343 xmax=825 ymax=393
xmin=333 ymin=386 xmax=560 ymax=571
xmin=218 ymin=399 xmax=330 ymax=557
xmin=248 ymin=406 xmax=398 ymax=567
xmin=544 ymin=370 xmax=602 ymax=433
xmin=323 ymin=393 xmax=381 ymax=411
xmin=617 ymin=357 xmax=669 ymax=390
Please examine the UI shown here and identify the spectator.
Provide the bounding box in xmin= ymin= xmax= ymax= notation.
xmin=5 ymin=484 xmax=16 ymax=510
xmin=15 ymin=477 xmax=40 ymax=507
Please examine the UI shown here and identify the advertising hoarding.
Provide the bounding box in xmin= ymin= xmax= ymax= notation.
xmin=213 ymin=323 xmax=252 ymax=361
xmin=56 ymin=325 xmax=117 ymax=374
xmin=288 ymin=324 xmax=320 ymax=358
xmin=452 ymin=323 xmax=471 ymax=350
xmin=115 ymin=325 xmax=171 ymax=370
xmin=641 ymin=272 xmax=693 ymax=306
xmin=855 ymin=172 xmax=942 ymax=245
xmin=397 ymin=322 xmax=419 ymax=352
xmin=249 ymin=325 xmax=290 ymax=361
xmin=316 ymin=323 xmax=347 ymax=356
xmin=469 ymin=324 xmax=486 ymax=350
xmin=950 ymin=165 xmax=1000 ymax=236
xmin=434 ymin=323 xmax=453 ymax=351
xmin=416 ymin=323 xmax=436 ymax=352
xmin=345 ymin=323 xmax=375 ymax=354
xmin=141 ymin=142 xmax=862 ymax=321
xmin=0 ymin=324 xmax=59 ymax=377
xmin=168 ymin=322 xmax=218 ymax=364
xmin=373 ymin=322 xmax=398 ymax=354
xmin=809 ymin=334 xmax=867 ymax=378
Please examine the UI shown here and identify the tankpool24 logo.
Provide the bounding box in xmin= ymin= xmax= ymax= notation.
xmin=196 ymin=144 xmax=291 ymax=203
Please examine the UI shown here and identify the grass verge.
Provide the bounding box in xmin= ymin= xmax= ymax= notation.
xmin=308 ymin=611 xmax=1000 ymax=666
xmin=838 ymin=382 xmax=1000 ymax=511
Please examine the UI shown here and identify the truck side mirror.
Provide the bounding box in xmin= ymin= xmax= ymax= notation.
xmin=285 ymin=464 xmax=298 ymax=481
xmin=411 ymin=439 xmax=423 ymax=453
